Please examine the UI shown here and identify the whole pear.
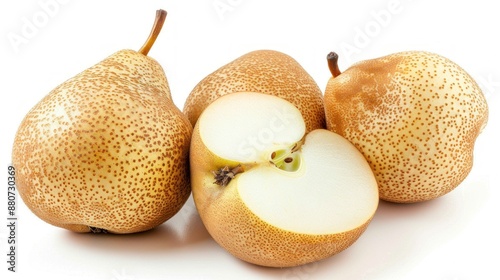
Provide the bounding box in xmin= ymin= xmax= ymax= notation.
xmin=324 ymin=51 xmax=488 ymax=203
xmin=12 ymin=10 xmax=192 ymax=233
xmin=183 ymin=50 xmax=325 ymax=132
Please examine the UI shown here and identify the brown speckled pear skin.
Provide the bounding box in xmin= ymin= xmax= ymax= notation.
xmin=12 ymin=49 xmax=193 ymax=233
xmin=183 ymin=50 xmax=325 ymax=132
xmin=190 ymin=124 xmax=373 ymax=268
xmin=324 ymin=51 xmax=489 ymax=203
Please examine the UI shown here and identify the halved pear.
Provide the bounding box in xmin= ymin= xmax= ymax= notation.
xmin=190 ymin=92 xmax=379 ymax=267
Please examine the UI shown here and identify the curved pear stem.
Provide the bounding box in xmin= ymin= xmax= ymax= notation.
xmin=139 ymin=9 xmax=167 ymax=56
xmin=327 ymin=52 xmax=342 ymax=78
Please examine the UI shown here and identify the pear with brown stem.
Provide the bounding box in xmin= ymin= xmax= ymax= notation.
xmin=12 ymin=10 xmax=192 ymax=233
xmin=324 ymin=51 xmax=488 ymax=203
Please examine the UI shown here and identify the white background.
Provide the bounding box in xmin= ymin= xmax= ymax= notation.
xmin=1 ymin=0 xmax=499 ymax=279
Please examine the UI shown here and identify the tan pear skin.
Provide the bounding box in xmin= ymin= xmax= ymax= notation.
xmin=183 ymin=50 xmax=325 ymax=132
xmin=11 ymin=10 xmax=193 ymax=233
xmin=324 ymin=51 xmax=488 ymax=203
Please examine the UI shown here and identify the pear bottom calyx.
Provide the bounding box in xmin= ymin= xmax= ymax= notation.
xmin=89 ymin=227 xmax=108 ymax=234
xmin=212 ymin=165 xmax=244 ymax=186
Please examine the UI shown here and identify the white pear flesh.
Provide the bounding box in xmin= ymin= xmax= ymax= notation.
xmin=192 ymin=92 xmax=379 ymax=267
xmin=198 ymin=91 xmax=305 ymax=163
xmin=237 ymin=130 xmax=378 ymax=235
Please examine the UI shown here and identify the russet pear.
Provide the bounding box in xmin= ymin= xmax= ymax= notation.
xmin=183 ymin=50 xmax=325 ymax=132
xmin=12 ymin=10 xmax=192 ymax=233
xmin=190 ymin=92 xmax=378 ymax=267
xmin=324 ymin=51 xmax=488 ymax=203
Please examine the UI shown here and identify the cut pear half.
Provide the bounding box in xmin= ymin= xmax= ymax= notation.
xmin=198 ymin=92 xmax=378 ymax=236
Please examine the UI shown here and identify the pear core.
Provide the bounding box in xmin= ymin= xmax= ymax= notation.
xmin=198 ymin=92 xmax=378 ymax=235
